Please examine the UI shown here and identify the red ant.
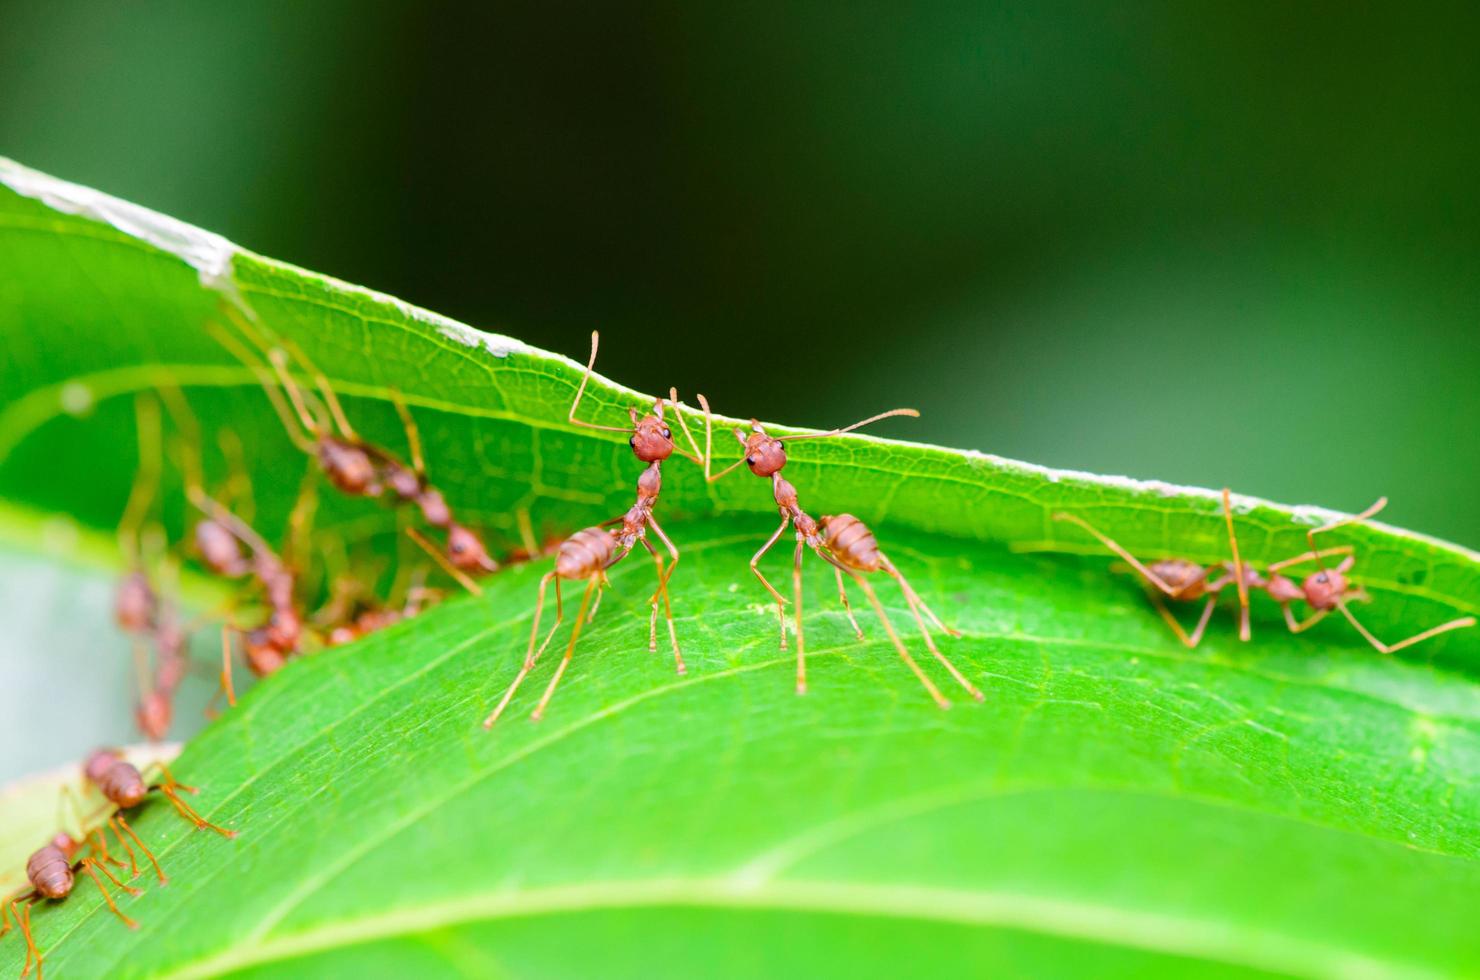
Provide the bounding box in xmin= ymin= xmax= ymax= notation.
xmin=672 ymin=396 xmax=980 ymax=708
xmin=1054 ymin=491 xmax=1476 ymax=651
xmin=209 ymin=305 xmax=495 ymax=591
xmin=2 ymin=830 xmax=142 ymax=979
xmin=482 ymin=332 xmax=698 ymax=727
xmin=114 ymin=394 xmax=192 ymax=741
xmin=83 ymin=748 xmax=236 ymax=842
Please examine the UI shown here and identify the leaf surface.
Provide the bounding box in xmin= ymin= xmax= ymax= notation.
xmin=1 ymin=159 xmax=1477 ymax=979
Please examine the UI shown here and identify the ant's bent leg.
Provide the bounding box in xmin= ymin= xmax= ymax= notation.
xmin=792 ymin=539 xmax=806 ymax=695
xmin=751 ymin=518 xmax=791 ymax=652
xmin=850 ymin=571 xmax=949 ymax=709
xmin=833 ymin=565 xmax=864 ymax=640
xmin=880 ymin=562 xmax=982 ymax=701
xmin=1184 ymin=596 xmax=1218 ymax=648
xmin=1148 ymin=594 xmax=1199 ymax=648
xmin=1336 ymin=603 xmax=1476 ymax=654
xmin=486 ymin=572 xmax=561 ymax=728
xmin=1281 ymin=605 xmax=1329 ymax=635
xmin=531 ymin=577 xmax=599 ymax=722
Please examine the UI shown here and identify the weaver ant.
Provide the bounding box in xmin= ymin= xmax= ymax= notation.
xmin=83 ymin=748 xmax=236 ymax=842
xmin=2 ymin=831 xmax=142 ymax=979
xmin=483 ymin=332 xmax=698 ymax=727
xmin=1054 ymin=492 xmax=1476 ymax=651
xmin=673 ymin=395 xmax=979 ymax=708
xmin=114 ymin=394 xmax=192 ymax=741
xmin=210 ymin=305 xmax=495 ymax=592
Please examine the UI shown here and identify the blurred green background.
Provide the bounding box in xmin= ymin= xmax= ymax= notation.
xmin=1 ymin=0 xmax=1477 ymax=547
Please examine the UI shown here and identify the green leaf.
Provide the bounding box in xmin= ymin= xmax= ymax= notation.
xmin=1 ymin=158 xmax=1477 ymax=978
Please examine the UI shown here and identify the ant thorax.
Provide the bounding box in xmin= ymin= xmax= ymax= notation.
xmin=1147 ymin=559 xmax=1208 ymax=599
xmin=318 ymin=437 xmax=380 ymax=496
xmin=1264 ymin=573 xmax=1303 ymax=604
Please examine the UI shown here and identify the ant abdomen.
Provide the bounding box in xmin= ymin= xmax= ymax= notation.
xmin=556 ymin=528 xmax=616 ymax=580
xmin=318 ymin=438 xmax=380 ymax=496
xmin=196 ymin=520 xmax=248 ymax=577
xmin=819 ymin=514 xmax=882 ymax=572
xmin=96 ymin=759 xmax=149 ymax=809
xmin=1148 ymin=559 xmax=1208 ymax=600
xmin=114 ymin=571 xmax=156 ymax=632
xmin=26 ymin=844 xmax=74 ymax=900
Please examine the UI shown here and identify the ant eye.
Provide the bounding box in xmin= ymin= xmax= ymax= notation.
xmin=747 ymin=455 xmax=758 ymax=465
xmin=661 ymin=428 xmax=671 ymax=439
xmin=629 ymin=436 xmax=637 ymax=446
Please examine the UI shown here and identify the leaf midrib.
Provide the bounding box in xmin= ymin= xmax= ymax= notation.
xmin=162 ymin=875 xmax=1436 ymax=980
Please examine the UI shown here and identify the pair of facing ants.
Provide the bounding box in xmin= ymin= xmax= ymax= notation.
xmin=2 ymin=750 xmax=234 ymax=980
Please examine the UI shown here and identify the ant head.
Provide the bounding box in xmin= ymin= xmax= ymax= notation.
xmin=83 ymin=748 xmax=124 ymax=784
xmin=1301 ymin=555 xmax=1357 ymax=610
xmin=135 ymin=690 xmax=173 ymax=741
xmin=447 ymin=523 xmax=497 ymax=573
xmin=736 ymin=423 xmax=787 ymax=477
xmin=628 ymin=405 xmax=675 ymax=463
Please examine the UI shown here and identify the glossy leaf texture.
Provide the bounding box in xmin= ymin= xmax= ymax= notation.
xmin=1 ymin=159 xmax=1477 ymax=979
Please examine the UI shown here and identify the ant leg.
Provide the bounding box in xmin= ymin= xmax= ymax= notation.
xmin=87 ymin=828 xmax=125 ymax=872
xmin=792 ymin=539 xmax=806 ymax=695
xmin=78 ymin=860 xmax=140 ymax=929
xmin=587 ymin=578 xmax=606 ymax=625
xmin=1281 ymin=604 xmax=1330 ymax=634
xmin=1267 ymin=545 xmax=1355 ymax=574
xmin=878 ymin=559 xmax=982 ymax=701
xmin=1222 ymin=489 xmax=1251 ymax=642
xmin=750 ymin=518 xmax=792 ymax=652
xmin=390 ymin=391 xmax=426 ymax=476
xmin=833 ymin=565 xmax=864 ymax=639
xmin=112 ymin=817 xmax=166 ymax=888
xmin=1052 ymin=512 xmax=1183 ymax=597
xmin=208 ymin=315 xmax=322 ymax=451
xmin=848 ymin=570 xmax=949 ymax=709
xmin=17 ymin=900 xmax=38 ymax=979
xmin=118 ymin=393 xmax=163 ymax=563
xmin=1335 ymin=604 xmax=1475 ymax=654
xmin=1185 ymin=596 xmax=1218 ymax=648
xmin=220 ymin=624 xmax=237 ymax=709
xmin=154 ymin=762 xmax=197 ymax=796
xmin=878 ymin=556 xmax=960 ymax=639
xmin=531 ymin=577 xmax=599 ymax=721
xmin=485 ymin=573 xmax=562 ymax=728
xmin=155 ymin=784 xmax=236 ymax=838
xmin=1148 ymin=595 xmax=1207 ymax=648
xmin=406 ymin=527 xmax=484 ymax=596
xmin=645 ymin=517 xmax=684 ymax=673
xmin=516 ymin=508 xmax=540 ymax=558
xmin=640 ymin=540 xmax=662 ymax=653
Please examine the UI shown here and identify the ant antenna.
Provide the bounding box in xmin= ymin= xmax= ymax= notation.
xmin=568 ymin=331 xmax=633 ymax=434
xmin=1306 ymin=497 xmax=1387 ymax=577
xmin=774 ymin=408 xmax=920 ymax=441
xmin=662 ymin=389 xmax=704 ymax=466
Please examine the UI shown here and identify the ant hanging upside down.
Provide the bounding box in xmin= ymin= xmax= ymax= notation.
xmin=1054 ymin=491 xmax=1475 ymax=651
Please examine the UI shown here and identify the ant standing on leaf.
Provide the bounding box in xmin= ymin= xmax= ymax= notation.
xmin=210 ymin=304 xmax=495 ymax=594
xmin=1054 ymin=491 xmax=1476 ymax=651
xmin=2 ymin=830 xmax=142 ymax=980
xmin=483 ymin=332 xmax=700 ymax=727
xmin=669 ymin=395 xmax=981 ymax=708
xmin=83 ymin=748 xmax=236 ymax=843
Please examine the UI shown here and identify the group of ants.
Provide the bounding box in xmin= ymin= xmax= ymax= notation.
xmin=4 ymin=308 xmax=1474 ymax=976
